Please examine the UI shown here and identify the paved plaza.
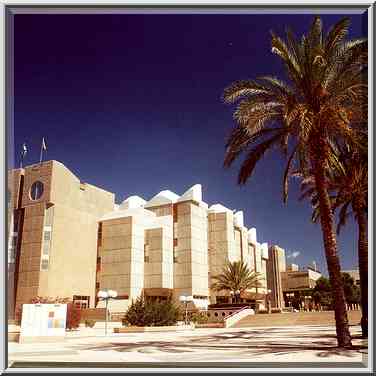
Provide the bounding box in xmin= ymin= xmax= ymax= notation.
xmin=8 ymin=323 xmax=368 ymax=369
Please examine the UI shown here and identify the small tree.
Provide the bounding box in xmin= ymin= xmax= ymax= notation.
xmin=211 ymin=260 xmax=263 ymax=302
xmin=123 ymin=297 xmax=180 ymax=327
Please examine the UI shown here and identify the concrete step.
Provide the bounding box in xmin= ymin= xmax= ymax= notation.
xmin=233 ymin=310 xmax=362 ymax=328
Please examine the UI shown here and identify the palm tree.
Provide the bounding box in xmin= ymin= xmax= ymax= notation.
xmin=222 ymin=17 xmax=367 ymax=347
xmin=299 ymin=135 xmax=368 ymax=337
xmin=211 ymin=260 xmax=263 ymax=303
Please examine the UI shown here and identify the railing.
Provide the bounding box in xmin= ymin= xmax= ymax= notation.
xmin=223 ymin=306 xmax=255 ymax=328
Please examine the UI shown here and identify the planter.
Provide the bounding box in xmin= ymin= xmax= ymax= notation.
xmin=114 ymin=325 xmax=194 ymax=333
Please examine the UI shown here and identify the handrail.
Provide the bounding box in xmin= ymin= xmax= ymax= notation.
xmin=224 ymin=305 xmax=249 ymax=321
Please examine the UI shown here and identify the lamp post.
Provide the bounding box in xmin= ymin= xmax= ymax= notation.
xmin=267 ymin=289 xmax=272 ymax=314
xmin=97 ymin=289 xmax=118 ymax=335
xmin=235 ymin=289 xmax=240 ymax=304
xmin=179 ymin=295 xmax=193 ymax=325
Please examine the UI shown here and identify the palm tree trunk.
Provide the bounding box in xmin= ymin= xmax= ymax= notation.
xmin=311 ymin=140 xmax=352 ymax=348
xmin=355 ymin=206 xmax=368 ymax=338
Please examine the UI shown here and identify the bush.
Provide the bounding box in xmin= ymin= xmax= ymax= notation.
xmin=122 ymin=297 xmax=180 ymax=327
xmin=190 ymin=311 xmax=209 ymax=324
xmin=85 ymin=319 xmax=96 ymax=328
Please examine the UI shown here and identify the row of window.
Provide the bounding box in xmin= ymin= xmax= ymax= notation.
xmin=40 ymin=224 xmax=52 ymax=271
xmin=8 ymin=233 xmax=18 ymax=264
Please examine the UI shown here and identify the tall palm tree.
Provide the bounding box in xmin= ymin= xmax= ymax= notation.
xmin=211 ymin=260 xmax=263 ymax=302
xmin=299 ymin=135 xmax=368 ymax=337
xmin=222 ymin=17 xmax=367 ymax=347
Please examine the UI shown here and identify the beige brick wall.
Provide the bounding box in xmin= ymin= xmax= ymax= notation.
xmin=174 ymin=201 xmax=208 ymax=300
xmin=15 ymin=160 xmax=115 ymax=309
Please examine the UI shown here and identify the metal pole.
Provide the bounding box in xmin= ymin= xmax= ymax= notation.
xmin=39 ymin=143 xmax=43 ymax=164
xmin=105 ymin=298 xmax=108 ymax=336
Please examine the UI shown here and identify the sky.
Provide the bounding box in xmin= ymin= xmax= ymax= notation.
xmin=13 ymin=11 xmax=368 ymax=275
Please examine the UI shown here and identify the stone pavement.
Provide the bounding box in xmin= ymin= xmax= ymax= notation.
xmin=8 ymin=324 xmax=368 ymax=369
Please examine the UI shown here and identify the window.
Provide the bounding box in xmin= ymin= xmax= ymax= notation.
xmin=7 ymin=189 xmax=11 ymax=208
xmin=43 ymin=228 xmax=52 ymax=256
xmin=96 ymin=282 xmax=100 ymax=289
xmin=173 ymin=238 xmax=178 ymax=247
xmin=30 ymin=181 xmax=44 ymax=201
xmin=144 ymin=244 xmax=150 ymax=263
xmin=97 ymin=223 xmax=102 ymax=247
xmin=173 ymin=248 xmax=178 ymax=263
xmin=41 ymin=259 xmax=49 ymax=271
xmin=43 ymin=242 xmax=50 ymax=256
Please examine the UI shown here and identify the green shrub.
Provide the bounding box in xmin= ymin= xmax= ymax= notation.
xmin=190 ymin=311 xmax=209 ymax=324
xmin=85 ymin=319 xmax=96 ymax=328
xmin=122 ymin=297 xmax=180 ymax=327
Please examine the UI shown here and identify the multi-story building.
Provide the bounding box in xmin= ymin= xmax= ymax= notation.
xmin=281 ymin=264 xmax=322 ymax=308
xmin=7 ymin=160 xmax=282 ymax=317
xmin=7 ymin=161 xmax=114 ymax=318
xmin=342 ymin=269 xmax=360 ymax=286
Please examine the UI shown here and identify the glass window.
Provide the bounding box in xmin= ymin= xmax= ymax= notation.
xmin=44 ymin=232 xmax=51 ymax=241
xmin=43 ymin=242 xmax=50 ymax=255
xmin=30 ymin=181 xmax=44 ymax=201
xmin=41 ymin=259 xmax=49 ymax=271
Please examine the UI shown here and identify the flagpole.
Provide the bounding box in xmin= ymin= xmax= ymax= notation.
xmin=39 ymin=142 xmax=43 ymax=164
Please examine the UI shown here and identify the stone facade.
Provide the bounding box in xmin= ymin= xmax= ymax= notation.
xmin=8 ymin=160 xmax=287 ymax=316
xmin=266 ymin=245 xmax=286 ymax=309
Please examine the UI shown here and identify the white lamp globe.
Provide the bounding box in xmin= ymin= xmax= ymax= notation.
xmin=187 ymin=296 xmax=193 ymax=302
xmin=109 ymin=290 xmax=118 ymax=298
xmin=97 ymin=290 xmax=108 ymax=299
xmin=179 ymin=296 xmax=187 ymax=302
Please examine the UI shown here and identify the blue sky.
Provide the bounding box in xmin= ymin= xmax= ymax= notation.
xmin=13 ymin=12 xmax=367 ymax=275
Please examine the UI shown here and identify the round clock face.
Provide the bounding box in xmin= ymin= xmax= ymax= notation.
xmin=30 ymin=181 xmax=44 ymax=201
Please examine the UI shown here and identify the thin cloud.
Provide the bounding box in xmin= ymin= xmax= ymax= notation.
xmin=287 ymin=251 xmax=300 ymax=259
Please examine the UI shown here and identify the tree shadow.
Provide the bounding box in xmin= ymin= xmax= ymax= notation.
xmin=68 ymin=332 xmax=367 ymax=360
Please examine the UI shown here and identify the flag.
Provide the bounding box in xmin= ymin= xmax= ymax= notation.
xmin=42 ymin=137 xmax=47 ymax=151
xmin=21 ymin=143 xmax=27 ymax=157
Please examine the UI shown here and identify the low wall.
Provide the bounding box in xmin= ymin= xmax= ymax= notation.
xmin=114 ymin=324 xmax=194 ymax=333
xmin=80 ymin=308 xmax=106 ymax=322
xmin=206 ymin=308 xmax=239 ymax=323
xmin=224 ymin=307 xmax=255 ymax=328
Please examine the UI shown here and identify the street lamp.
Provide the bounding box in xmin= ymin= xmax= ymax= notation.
xmin=179 ymin=295 xmax=193 ymax=325
xmin=267 ymin=289 xmax=272 ymax=314
xmin=97 ymin=289 xmax=118 ymax=335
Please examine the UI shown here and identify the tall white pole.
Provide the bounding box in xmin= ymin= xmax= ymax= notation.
xmin=39 ymin=143 xmax=43 ymax=164
xmin=105 ymin=298 xmax=108 ymax=336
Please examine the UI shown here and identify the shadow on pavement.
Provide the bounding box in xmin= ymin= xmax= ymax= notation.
xmin=68 ymin=329 xmax=368 ymax=359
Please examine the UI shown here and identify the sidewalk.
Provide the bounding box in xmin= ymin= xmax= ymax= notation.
xmin=8 ymin=324 xmax=368 ymax=368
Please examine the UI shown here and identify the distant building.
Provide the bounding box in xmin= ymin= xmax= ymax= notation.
xmin=342 ymin=269 xmax=360 ymax=286
xmin=287 ymin=263 xmax=299 ymax=272
xmin=281 ymin=266 xmax=322 ymax=308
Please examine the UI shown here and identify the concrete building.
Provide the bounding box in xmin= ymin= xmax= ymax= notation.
xmin=8 ymin=160 xmax=282 ymax=317
xmin=281 ymin=265 xmax=322 ymax=308
xmin=7 ymin=161 xmax=114 ymax=317
xmin=342 ymin=269 xmax=360 ymax=286
xmin=266 ymin=245 xmax=286 ymax=309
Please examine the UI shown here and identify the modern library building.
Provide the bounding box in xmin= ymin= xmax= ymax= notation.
xmin=7 ymin=160 xmax=287 ymax=317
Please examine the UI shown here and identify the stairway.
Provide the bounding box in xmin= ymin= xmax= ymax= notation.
xmin=233 ymin=310 xmax=362 ymax=328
